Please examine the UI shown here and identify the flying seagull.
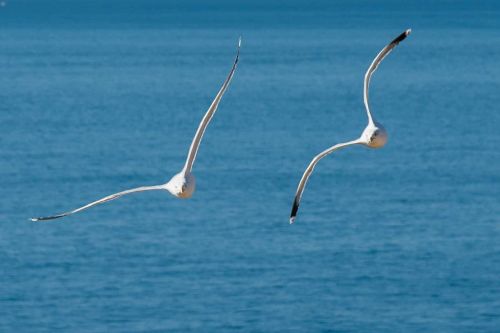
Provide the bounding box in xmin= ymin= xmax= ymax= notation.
xmin=289 ymin=29 xmax=411 ymax=224
xmin=31 ymin=37 xmax=241 ymax=222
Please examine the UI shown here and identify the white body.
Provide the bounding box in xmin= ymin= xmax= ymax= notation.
xmin=165 ymin=172 xmax=196 ymax=198
xmin=361 ymin=121 xmax=388 ymax=149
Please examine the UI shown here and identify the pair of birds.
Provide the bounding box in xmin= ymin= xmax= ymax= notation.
xmin=31 ymin=29 xmax=411 ymax=224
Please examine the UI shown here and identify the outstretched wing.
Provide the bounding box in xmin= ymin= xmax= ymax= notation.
xmin=289 ymin=139 xmax=362 ymax=224
xmin=182 ymin=37 xmax=241 ymax=174
xmin=364 ymin=29 xmax=411 ymax=124
xmin=30 ymin=184 xmax=164 ymax=221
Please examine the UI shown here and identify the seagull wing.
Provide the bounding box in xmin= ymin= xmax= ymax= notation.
xmin=289 ymin=139 xmax=363 ymax=224
xmin=364 ymin=29 xmax=411 ymax=124
xmin=182 ymin=37 xmax=241 ymax=175
xmin=30 ymin=184 xmax=165 ymax=221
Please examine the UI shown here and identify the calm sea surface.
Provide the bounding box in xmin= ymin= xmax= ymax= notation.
xmin=1 ymin=1 xmax=499 ymax=332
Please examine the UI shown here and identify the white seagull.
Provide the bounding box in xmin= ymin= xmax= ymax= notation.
xmin=289 ymin=29 xmax=411 ymax=224
xmin=31 ymin=37 xmax=241 ymax=222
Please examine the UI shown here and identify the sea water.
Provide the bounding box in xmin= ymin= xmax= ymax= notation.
xmin=0 ymin=1 xmax=499 ymax=332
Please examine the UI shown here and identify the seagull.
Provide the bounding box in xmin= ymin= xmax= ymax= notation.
xmin=289 ymin=29 xmax=411 ymax=224
xmin=31 ymin=37 xmax=241 ymax=222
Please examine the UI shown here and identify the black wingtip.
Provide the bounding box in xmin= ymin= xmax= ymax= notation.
xmin=29 ymin=215 xmax=64 ymax=222
xmin=289 ymin=198 xmax=299 ymax=224
xmin=392 ymin=28 xmax=411 ymax=45
xmin=234 ymin=37 xmax=241 ymax=64
xmin=30 ymin=217 xmax=48 ymax=222
xmin=30 ymin=217 xmax=47 ymax=222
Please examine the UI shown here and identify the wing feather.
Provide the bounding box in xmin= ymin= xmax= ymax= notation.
xmin=290 ymin=139 xmax=362 ymax=224
xmin=182 ymin=37 xmax=241 ymax=174
xmin=364 ymin=29 xmax=411 ymax=123
xmin=30 ymin=184 xmax=164 ymax=221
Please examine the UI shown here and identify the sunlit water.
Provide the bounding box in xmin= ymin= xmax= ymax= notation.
xmin=1 ymin=1 xmax=499 ymax=332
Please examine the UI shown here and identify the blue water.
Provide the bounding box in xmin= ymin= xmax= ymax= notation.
xmin=1 ymin=1 xmax=499 ymax=332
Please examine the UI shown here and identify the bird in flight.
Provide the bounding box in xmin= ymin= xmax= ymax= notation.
xmin=289 ymin=29 xmax=411 ymax=224
xmin=31 ymin=37 xmax=241 ymax=222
